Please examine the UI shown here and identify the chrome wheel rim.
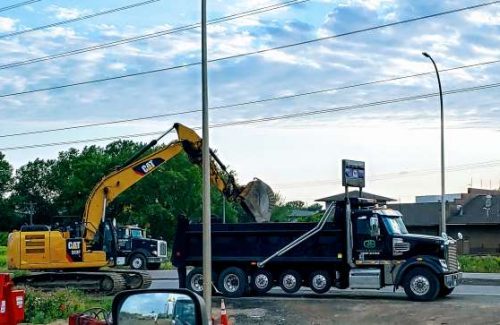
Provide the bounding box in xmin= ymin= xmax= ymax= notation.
xmin=132 ymin=258 xmax=143 ymax=269
xmin=312 ymin=274 xmax=327 ymax=290
xmin=191 ymin=274 xmax=203 ymax=292
xmin=255 ymin=274 xmax=269 ymax=289
xmin=283 ymin=274 xmax=297 ymax=290
xmin=410 ymin=275 xmax=430 ymax=296
xmin=224 ymin=274 xmax=240 ymax=293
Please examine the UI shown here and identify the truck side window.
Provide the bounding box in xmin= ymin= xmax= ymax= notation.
xmin=356 ymin=216 xmax=370 ymax=235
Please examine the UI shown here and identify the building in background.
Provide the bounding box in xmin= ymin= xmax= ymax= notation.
xmin=316 ymin=191 xmax=395 ymax=210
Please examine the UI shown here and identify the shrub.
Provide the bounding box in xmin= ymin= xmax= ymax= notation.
xmin=25 ymin=289 xmax=113 ymax=324
xmin=459 ymin=255 xmax=500 ymax=273
xmin=0 ymin=232 xmax=8 ymax=246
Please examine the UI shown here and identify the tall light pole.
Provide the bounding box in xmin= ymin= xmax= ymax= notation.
xmin=201 ymin=0 xmax=212 ymax=320
xmin=422 ymin=52 xmax=446 ymax=235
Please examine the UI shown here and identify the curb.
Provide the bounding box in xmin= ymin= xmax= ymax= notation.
xmin=461 ymin=278 xmax=500 ymax=286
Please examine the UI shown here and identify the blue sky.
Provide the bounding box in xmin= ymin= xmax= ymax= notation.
xmin=0 ymin=0 xmax=499 ymax=203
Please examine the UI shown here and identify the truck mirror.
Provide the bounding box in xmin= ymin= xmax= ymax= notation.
xmin=369 ymin=216 xmax=380 ymax=237
xmin=112 ymin=289 xmax=206 ymax=325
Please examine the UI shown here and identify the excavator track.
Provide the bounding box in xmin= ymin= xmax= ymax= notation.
xmin=110 ymin=269 xmax=152 ymax=289
xmin=13 ymin=271 xmax=128 ymax=295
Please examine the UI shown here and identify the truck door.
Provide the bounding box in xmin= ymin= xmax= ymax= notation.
xmin=353 ymin=214 xmax=384 ymax=262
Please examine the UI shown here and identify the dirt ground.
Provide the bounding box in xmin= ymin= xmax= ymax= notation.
xmin=213 ymin=293 xmax=500 ymax=325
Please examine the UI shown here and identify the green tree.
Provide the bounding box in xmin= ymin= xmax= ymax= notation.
xmin=0 ymin=152 xmax=18 ymax=231
xmin=11 ymin=158 xmax=58 ymax=225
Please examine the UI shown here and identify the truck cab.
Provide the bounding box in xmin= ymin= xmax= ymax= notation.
xmin=348 ymin=203 xmax=461 ymax=299
xmin=116 ymin=225 xmax=168 ymax=270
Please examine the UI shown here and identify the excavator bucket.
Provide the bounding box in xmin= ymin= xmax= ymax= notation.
xmin=239 ymin=178 xmax=276 ymax=223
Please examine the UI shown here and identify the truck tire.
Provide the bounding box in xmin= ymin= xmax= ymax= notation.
xmin=129 ymin=254 xmax=146 ymax=270
xmin=438 ymin=285 xmax=454 ymax=297
xmin=403 ymin=267 xmax=440 ymax=301
xmin=251 ymin=269 xmax=273 ymax=295
xmin=147 ymin=263 xmax=162 ymax=270
xmin=279 ymin=270 xmax=302 ymax=294
xmin=218 ymin=267 xmax=247 ymax=298
xmin=186 ymin=267 xmax=205 ymax=295
xmin=309 ymin=270 xmax=331 ymax=294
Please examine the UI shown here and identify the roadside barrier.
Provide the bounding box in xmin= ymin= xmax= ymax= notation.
xmin=0 ymin=273 xmax=25 ymax=325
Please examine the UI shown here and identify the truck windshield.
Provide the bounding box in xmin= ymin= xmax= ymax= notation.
xmin=383 ymin=217 xmax=408 ymax=235
xmin=130 ymin=229 xmax=144 ymax=238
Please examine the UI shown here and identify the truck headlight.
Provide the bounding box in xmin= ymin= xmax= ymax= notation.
xmin=152 ymin=250 xmax=158 ymax=256
xmin=439 ymin=259 xmax=448 ymax=271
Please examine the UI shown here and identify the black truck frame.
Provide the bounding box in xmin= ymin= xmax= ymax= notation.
xmin=172 ymin=198 xmax=462 ymax=301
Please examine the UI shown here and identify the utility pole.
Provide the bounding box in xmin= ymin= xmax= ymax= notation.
xmin=422 ymin=52 xmax=446 ymax=235
xmin=201 ymin=0 xmax=212 ymax=321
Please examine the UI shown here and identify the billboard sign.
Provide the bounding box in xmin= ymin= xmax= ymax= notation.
xmin=342 ymin=159 xmax=365 ymax=188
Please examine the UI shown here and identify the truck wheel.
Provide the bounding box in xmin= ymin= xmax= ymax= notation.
xmin=309 ymin=270 xmax=331 ymax=294
xmin=403 ymin=267 xmax=440 ymax=301
xmin=186 ymin=267 xmax=204 ymax=295
xmin=218 ymin=267 xmax=247 ymax=298
xmin=279 ymin=270 xmax=302 ymax=294
xmin=129 ymin=254 xmax=146 ymax=270
xmin=251 ymin=269 xmax=273 ymax=295
xmin=147 ymin=263 xmax=162 ymax=270
xmin=438 ymin=285 xmax=454 ymax=297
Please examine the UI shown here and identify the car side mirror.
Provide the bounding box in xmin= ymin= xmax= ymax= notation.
xmin=112 ymin=289 xmax=207 ymax=325
xmin=369 ymin=216 xmax=380 ymax=237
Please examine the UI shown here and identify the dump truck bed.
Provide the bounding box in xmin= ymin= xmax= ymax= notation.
xmin=172 ymin=218 xmax=346 ymax=267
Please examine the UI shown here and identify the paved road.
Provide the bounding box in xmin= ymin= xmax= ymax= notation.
xmin=145 ymin=271 xmax=500 ymax=324
xmin=147 ymin=270 xmax=500 ymax=296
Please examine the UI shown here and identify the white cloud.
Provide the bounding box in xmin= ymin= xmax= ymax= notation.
xmin=0 ymin=17 xmax=16 ymax=32
xmin=108 ymin=62 xmax=127 ymax=71
xmin=466 ymin=10 xmax=500 ymax=26
xmin=47 ymin=6 xmax=91 ymax=20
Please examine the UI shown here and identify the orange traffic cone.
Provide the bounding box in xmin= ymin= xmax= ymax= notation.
xmin=220 ymin=299 xmax=229 ymax=325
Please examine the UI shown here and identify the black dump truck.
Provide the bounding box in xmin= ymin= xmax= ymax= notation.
xmin=172 ymin=197 xmax=462 ymax=301
xmin=116 ymin=225 xmax=168 ymax=270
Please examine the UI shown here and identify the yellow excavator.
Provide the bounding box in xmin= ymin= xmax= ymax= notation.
xmin=7 ymin=123 xmax=275 ymax=294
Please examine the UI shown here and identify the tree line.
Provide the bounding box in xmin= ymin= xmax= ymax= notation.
xmin=0 ymin=141 xmax=322 ymax=243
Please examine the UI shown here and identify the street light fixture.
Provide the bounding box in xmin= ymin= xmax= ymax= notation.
xmin=422 ymin=52 xmax=446 ymax=235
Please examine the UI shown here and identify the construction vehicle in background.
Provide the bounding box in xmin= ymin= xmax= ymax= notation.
xmin=7 ymin=123 xmax=275 ymax=294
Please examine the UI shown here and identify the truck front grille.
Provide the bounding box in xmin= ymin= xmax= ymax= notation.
xmin=159 ymin=241 xmax=168 ymax=257
xmin=447 ymin=241 xmax=459 ymax=272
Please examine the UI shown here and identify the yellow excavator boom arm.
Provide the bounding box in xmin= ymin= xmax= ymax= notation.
xmin=82 ymin=123 xmax=270 ymax=242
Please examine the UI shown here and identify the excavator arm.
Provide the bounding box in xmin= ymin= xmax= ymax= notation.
xmin=83 ymin=123 xmax=275 ymax=241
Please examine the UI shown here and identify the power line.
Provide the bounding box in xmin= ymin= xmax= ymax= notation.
xmin=0 ymin=0 xmax=161 ymax=40
xmin=276 ymin=160 xmax=500 ymax=188
xmin=0 ymin=57 xmax=497 ymax=139
xmin=0 ymin=1 xmax=496 ymax=99
xmin=0 ymin=0 xmax=41 ymax=13
xmin=0 ymin=0 xmax=309 ymax=70
xmin=1 ymin=81 xmax=498 ymax=152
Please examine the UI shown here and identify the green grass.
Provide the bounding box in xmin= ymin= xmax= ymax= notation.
xmin=459 ymin=255 xmax=500 ymax=273
xmin=0 ymin=245 xmax=6 ymax=269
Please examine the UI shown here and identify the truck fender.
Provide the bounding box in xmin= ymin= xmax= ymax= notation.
xmin=394 ymin=256 xmax=444 ymax=287
xmin=126 ymin=248 xmax=152 ymax=263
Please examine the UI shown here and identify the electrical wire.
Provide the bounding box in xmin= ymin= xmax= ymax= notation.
xmin=0 ymin=1 xmax=497 ymax=99
xmin=0 ymin=0 xmax=41 ymax=13
xmin=0 ymin=80 xmax=498 ymax=151
xmin=0 ymin=0 xmax=309 ymax=70
xmin=0 ymin=0 xmax=161 ymax=40
xmin=0 ymin=57 xmax=498 ymax=139
xmin=276 ymin=160 xmax=500 ymax=188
